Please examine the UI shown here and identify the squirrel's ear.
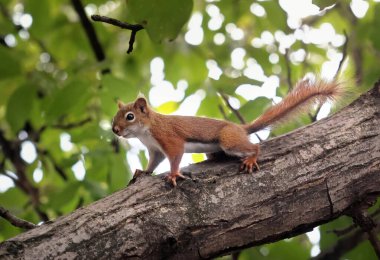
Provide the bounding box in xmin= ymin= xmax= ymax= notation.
xmin=117 ymin=100 xmax=125 ymax=109
xmin=134 ymin=97 xmax=148 ymax=113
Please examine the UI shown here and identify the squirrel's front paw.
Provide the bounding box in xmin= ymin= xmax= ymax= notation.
xmin=239 ymin=155 xmax=260 ymax=173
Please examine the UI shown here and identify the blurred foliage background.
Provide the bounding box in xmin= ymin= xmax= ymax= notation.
xmin=0 ymin=0 xmax=380 ymax=259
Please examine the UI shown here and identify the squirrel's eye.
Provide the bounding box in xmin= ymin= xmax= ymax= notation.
xmin=125 ymin=112 xmax=135 ymax=121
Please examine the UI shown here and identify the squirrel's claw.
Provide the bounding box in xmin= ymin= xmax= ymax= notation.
xmin=165 ymin=172 xmax=186 ymax=187
xmin=240 ymin=156 xmax=260 ymax=173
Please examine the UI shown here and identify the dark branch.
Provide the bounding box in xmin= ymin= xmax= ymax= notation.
xmin=91 ymin=14 xmax=143 ymax=31
xmin=128 ymin=30 xmax=138 ymax=54
xmin=0 ymin=130 xmax=48 ymax=222
xmin=218 ymin=104 xmax=228 ymax=120
xmin=40 ymin=150 xmax=68 ymax=181
xmin=315 ymin=224 xmax=380 ymax=260
xmin=0 ymin=206 xmax=36 ymax=230
xmin=220 ymin=93 xmax=246 ymax=124
xmin=91 ymin=14 xmax=144 ymax=54
xmin=52 ymin=117 xmax=92 ymax=130
xmin=284 ymin=48 xmax=293 ymax=91
xmin=334 ymin=30 xmax=349 ymax=80
xmin=220 ymin=92 xmax=262 ymax=142
xmin=71 ymin=0 xmax=110 ymax=74
xmin=309 ymin=34 xmax=348 ymax=123
xmin=348 ymin=198 xmax=380 ymax=258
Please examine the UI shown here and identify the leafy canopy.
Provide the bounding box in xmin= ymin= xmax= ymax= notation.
xmin=0 ymin=0 xmax=380 ymax=259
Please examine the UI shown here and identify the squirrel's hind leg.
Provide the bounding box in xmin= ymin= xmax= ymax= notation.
xmin=219 ymin=125 xmax=260 ymax=173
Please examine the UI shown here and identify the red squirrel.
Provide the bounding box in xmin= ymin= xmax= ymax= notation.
xmin=112 ymin=79 xmax=342 ymax=186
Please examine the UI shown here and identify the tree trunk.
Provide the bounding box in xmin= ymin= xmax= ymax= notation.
xmin=1 ymin=81 xmax=380 ymax=260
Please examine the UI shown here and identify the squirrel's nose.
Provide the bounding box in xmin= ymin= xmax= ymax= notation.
xmin=113 ymin=126 xmax=120 ymax=135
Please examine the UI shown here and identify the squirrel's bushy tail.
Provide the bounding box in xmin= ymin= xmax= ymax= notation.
xmin=245 ymin=79 xmax=344 ymax=134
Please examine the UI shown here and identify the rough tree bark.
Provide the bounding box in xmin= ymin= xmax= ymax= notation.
xmin=1 ymin=81 xmax=380 ymax=259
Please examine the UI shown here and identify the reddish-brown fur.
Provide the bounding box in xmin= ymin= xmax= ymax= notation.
xmin=112 ymin=80 xmax=342 ymax=186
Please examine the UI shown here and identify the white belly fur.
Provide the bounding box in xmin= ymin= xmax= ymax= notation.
xmin=184 ymin=142 xmax=222 ymax=153
xmin=129 ymin=125 xmax=222 ymax=154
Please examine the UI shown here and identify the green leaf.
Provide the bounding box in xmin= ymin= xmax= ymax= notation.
xmin=212 ymin=75 xmax=263 ymax=95
xmin=127 ymin=0 xmax=193 ymax=42
xmin=271 ymin=113 xmax=311 ymax=137
xmin=313 ymin=0 xmax=337 ymax=9
xmin=109 ymin=153 xmax=130 ymax=192
xmin=319 ymin=216 xmax=353 ymax=250
xmin=45 ymin=80 xmax=90 ymax=124
xmin=228 ymin=97 xmax=272 ymax=123
xmin=165 ymin=53 xmax=208 ymax=86
xmin=0 ymin=48 xmax=21 ymax=80
xmin=239 ymin=236 xmax=310 ymax=260
xmin=46 ymin=181 xmax=81 ymax=210
xmin=0 ymin=188 xmax=28 ymax=209
xmin=369 ymin=5 xmax=380 ymax=51
xmin=6 ymin=84 xmax=36 ymax=133
xmin=24 ymin=0 xmax=52 ymax=38
xmin=197 ymin=92 xmax=221 ymax=118
xmin=83 ymin=180 xmax=107 ymax=200
xmin=344 ymin=240 xmax=378 ymax=259
xmin=100 ymin=74 xmax=139 ymax=117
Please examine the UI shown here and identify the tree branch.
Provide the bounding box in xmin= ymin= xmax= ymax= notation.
xmin=348 ymin=196 xmax=380 ymax=258
xmin=220 ymin=92 xmax=246 ymax=124
xmin=0 ymin=206 xmax=36 ymax=230
xmin=284 ymin=48 xmax=293 ymax=91
xmin=219 ymin=92 xmax=262 ymax=142
xmin=90 ymin=15 xmax=144 ymax=54
xmin=71 ymin=0 xmax=110 ymax=74
xmin=315 ymin=223 xmax=380 ymax=260
xmin=334 ymin=30 xmax=349 ymax=80
xmin=0 ymin=130 xmax=48 ymax=222
xmin=0 ymin=81 xmax=379 ymax=259
xmin=52 ymin=117 xmax=92 ymax=130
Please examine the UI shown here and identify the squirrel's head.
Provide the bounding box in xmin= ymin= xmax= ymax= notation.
xmin=112 ymin=96 xmax=151 ymax=138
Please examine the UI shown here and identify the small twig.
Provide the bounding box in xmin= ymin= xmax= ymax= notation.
xmin=91 ymin=14 xmax=143 ymax=32
xmin=218 ymin=105 xmax=228 ymax=120
xmin=41 ymin=150 xmax=68 ymax=181
xmin=52 ymin=117 xmax=92 ymax=130
xmin=128 ymin=30 xmax=138 ymax=54
xmin=328 ymin=208 xmax=380 ymax=236
xmin=220 ymin=93 xmax=246 ymax=124
xmin=91 ymin=14 xmax=144 ymax=54
xmin=314 ymin=223 xmax=380 ymax=260
xmin=347 ymin=197 xmax=380 ymax=258
xmin=309 ymin=31 xmax=348 ymax=123
xmin=231 ymin=251 xmax=241 ymax=260
xmin=219 ymin=93 xmax=262 ymax=142
xmin=0 ymin=206 xmax=36 ymax=230
xmin=111 ymin=137 xmax=120 ymax=153
xmin=284 ymin=48 xmax=293 ymax=92
xmin=334 ymin=30 xmax=349 ymax=80
xmin=309 ymin=105 xmax=322 ymax=122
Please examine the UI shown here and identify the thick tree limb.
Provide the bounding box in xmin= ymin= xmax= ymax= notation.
xmin=0 ymin=81 xmax=380 ymax=259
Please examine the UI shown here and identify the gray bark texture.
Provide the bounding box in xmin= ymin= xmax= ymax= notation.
xmin=1 ymin=81 xmax=380 ymax=260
